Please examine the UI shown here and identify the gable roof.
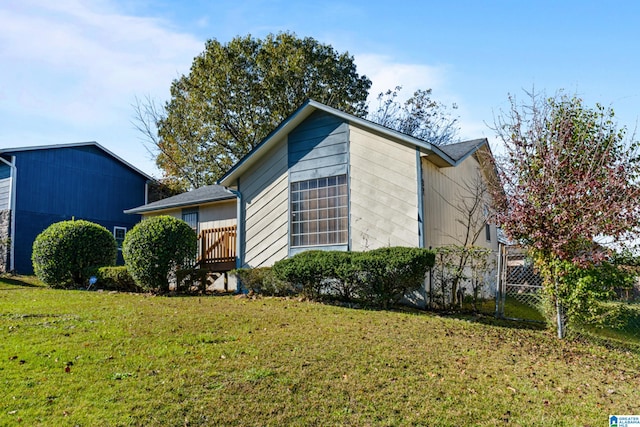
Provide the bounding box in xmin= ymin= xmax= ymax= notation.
xmin=0 ymin=141 xmax=153 ymax=181
xmin=124 ymin=184 xmax=235 ymax=214
xmin=438 ymin=138 xmax=488 ymax=163
xmin=218 ymin=99 xmax=488 ymax=186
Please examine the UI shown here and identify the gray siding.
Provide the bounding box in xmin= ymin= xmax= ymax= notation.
xmin=241 ymin=137 xmax=289 ymax=268
xmin=0 ymin=178 xmax=11 ymax=211
xmin=288 ymin=110 xmax=348 ymax=182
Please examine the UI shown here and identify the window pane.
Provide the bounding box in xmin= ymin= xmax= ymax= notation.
xmin=290 ymin=175 xmax=348 ymax=247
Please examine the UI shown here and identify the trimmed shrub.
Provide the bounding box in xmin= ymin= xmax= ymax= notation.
xmin=355 ymin=247 xmax=435 ymax=308
xmin=122 ymin=216 xmax=196 ymax=293
xmin=272 ymin=251 xmax=331 ymax=299
xmin=272 ymin=247 xmax=435 ymax=307
xmin=91 ymin=266 xmax=141 ymax=292
xmin=234 ymin=267 xmax=296 ymax=296
xmin=32 ymin=220 xmax=117 ymax=288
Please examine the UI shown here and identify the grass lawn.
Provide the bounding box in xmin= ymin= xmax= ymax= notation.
xmin=1 ymin=277 xmax=639 ymax=426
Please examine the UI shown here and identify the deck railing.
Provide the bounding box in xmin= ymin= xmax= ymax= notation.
xmin=197 ymin=225 xmax=237 ymax=269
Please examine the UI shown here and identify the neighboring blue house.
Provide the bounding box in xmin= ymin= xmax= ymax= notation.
xmin=0 ymin=142 xmax=152 ymax=274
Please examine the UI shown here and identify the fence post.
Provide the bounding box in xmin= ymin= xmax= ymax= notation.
xmin=555 ymin=264 xmax=566 ymax=339
xmin=495 ymin=244 xmax=503 ymax=318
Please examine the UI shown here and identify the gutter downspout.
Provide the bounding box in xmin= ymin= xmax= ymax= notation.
xmin=416 ymin=147 xmax=427 ymax=309
xmin=0 ymin=156 xmax=17 ymax=272
xmin=416 ymin=147 xmax=425 ymax=249
xmin=225 ymin=186 xmax=243 ymax=292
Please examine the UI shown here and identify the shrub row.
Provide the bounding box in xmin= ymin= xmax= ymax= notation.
xmin=232 ymin=267 xmax=297 ymax=297
xmin=33 ymin=216 xmax=197 ymax=294
xmin=266 ymin=247 xmax=435 ymax=308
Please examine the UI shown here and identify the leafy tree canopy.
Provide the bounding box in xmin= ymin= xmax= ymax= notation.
xmin=148 ymin=32 xmax=371 ymax=190
xmin=493 ymin=90 xmax=640 ymax=265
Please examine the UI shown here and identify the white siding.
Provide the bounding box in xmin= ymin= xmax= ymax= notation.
xmin=422 ymin=153 xmax=497 ymax=251
xmin=141 ymin=200 xmax=236 ymax=231
xmin=349 ymin=126 xmax=419 ymax=251
xmin=241 ymin=137 xmax=289 ymax=267
xmin=199 ymin=201 xmax=236 ymax=229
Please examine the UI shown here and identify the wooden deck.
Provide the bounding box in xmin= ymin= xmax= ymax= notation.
xmin=197 ymin=225 xmax=237 ymax=272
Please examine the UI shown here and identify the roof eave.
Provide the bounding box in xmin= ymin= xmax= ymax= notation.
xmin=124 ymin=195 xmax=236 ymax=215
xmin=218 ymin=100 xmax=461 ymax=186
xmin=0 ymin=141 xmax=154 ymax=181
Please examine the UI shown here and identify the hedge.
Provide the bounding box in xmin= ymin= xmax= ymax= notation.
xmin=272 ymin=247 xmax=435 ymax=307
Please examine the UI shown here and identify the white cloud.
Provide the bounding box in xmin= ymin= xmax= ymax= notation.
xmin=355 ymin=53 xmax=450 ymax=104
xmin=0 ymin=0 xmax=202 ymax=123
xmin=0 ymin=0 xmax=205 ymax=174
xmin=354 ymin=53 xmax=492 ymax=141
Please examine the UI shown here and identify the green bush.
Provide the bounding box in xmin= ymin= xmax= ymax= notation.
xmin=272 ymin=247 xmax=435 ymax=307
xmin=32 ymin=220 xmax=117 ymax=288
xmin=355 ymin=247 xmax=435 ymax=309
xmin=122 ymin=216 xmax=197 ymax=293
xmin=272 ymin=251 xmax=331 ymax=299
xmin=537 ymin=258 xmax=636 ymax=329
xmin=90 ymin=266 xmax=141 ymax=292
xmin=233 ymin=267 xmax=296 ymax=296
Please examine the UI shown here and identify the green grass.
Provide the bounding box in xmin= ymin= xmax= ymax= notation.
xmin=1 ymin=276 xmax=640 ymax=426
xmin=576 ymin=302 xmax=640 ymax=346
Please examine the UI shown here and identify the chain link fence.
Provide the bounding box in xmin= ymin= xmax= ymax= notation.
xmin=495 ymin=246 xmax=544 ymax=323
xmin=426 ymin=244 xmax=639 ymax=348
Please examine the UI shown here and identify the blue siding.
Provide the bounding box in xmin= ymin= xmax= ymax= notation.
xmin=0 ymin=162 xmax=11 ymax=179
xmin=288 ymin=110 xmax=349 ymax=182
xmin=7 ymin=145 xmax=147 ymax=274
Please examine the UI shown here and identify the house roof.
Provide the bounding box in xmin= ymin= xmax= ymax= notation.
xmin=218 ymin=99 xmax=489 ymax=186
xmin=438 ymin=138 xmax=488 ymax=163
xmin=0 ymin=141 xmax=153 ymax=181
xmin=124 ymin=184 xmax=235 ymax=214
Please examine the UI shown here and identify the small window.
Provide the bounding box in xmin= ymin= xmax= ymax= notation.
xmin=114 ymin=226 xmax=127 ymax=250
xmin=290 ymin=175 xmax=348 ymax=247
xmin=182 ymin=208 xmax=199 ymax=233
xmin=485 ymin=223 xmax=491 ymax=242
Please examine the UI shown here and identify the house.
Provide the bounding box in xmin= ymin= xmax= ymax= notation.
xmin=124 ymin=185 xmax=238 ymax=274
xmin=0 ymin=142 xmax=152 ymax=274
xmin=217 ymin=99 xmax=500 ymax=271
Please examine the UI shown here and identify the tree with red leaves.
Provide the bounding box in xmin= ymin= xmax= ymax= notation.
xmin=492 ymin=91 xmax=640 ymax=337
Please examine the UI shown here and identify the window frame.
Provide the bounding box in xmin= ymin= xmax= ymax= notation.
xmin=182 ymin=208 xmax=199 ymax=234
xmin=113 ymin=226 xmax=127 ymax=250
xmin=290 ymin=175 xmax=348 ymax=249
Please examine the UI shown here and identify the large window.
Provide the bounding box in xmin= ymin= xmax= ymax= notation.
xmin=291 ymin=175 xmax=348 ymax=247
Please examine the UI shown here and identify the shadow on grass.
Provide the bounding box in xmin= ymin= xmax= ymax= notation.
xmin=0 ymin=275 xmax=45 ymax=289
xmin=442 ymin=311 xmax=548 ymax=331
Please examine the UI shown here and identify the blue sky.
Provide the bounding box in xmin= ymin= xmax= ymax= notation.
xmin=2 ymin=0 xmax=639 ymax=177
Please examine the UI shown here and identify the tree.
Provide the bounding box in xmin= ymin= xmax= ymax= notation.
xmin=492 ymin=90 xmax=640 ymax=337
xmin=368 ymin=86 xmax=459 ymax=145
xmin=135 ymin=32 xmax=371 ymax=190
